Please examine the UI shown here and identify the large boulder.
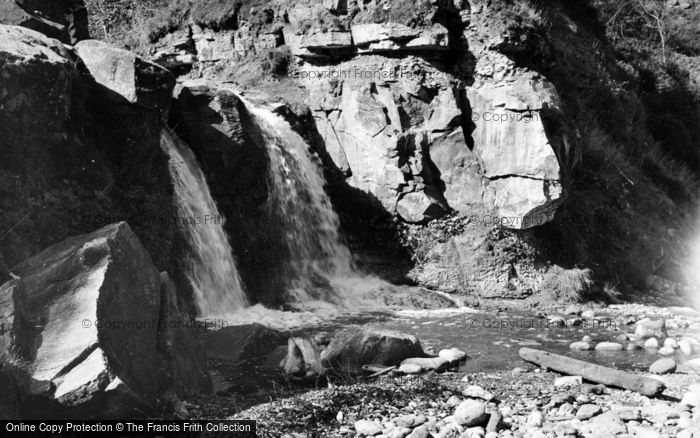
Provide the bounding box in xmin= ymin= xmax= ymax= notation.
xmin=2 ymin=222 xmax=163 ymax=418
xmin=0 ymin=25 xmax=73 ymax=177
xmin=75 ymin=39 xmax=175 ymax=118
xmin=468 ymin=72 xmax=567 ymax=228
xmin=321 ymin=327 xmax=425 ymax=374
xmin=0 ymin=0 xmax=89 ymax=44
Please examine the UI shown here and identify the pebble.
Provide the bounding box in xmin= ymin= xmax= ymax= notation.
xmin=581 ymin=310 xmax=596 ymax=319
xmin=552 ymin=422 xmax=577 ymax=436
xmin=401 ymin=357 xmax=450 ymax=371
xmin=569 ymin=341 xmax=591 ymax=350
xmin=576 ymin=404 xmax=602 ymax=420
xmin=578 ymin=412 xmax=626 ymax=436
xmin=582 ymin=335 xmax=593 ymax=343
xmin=679 ymin=338 xmax=697 ymax=355
xmin=395 ymin=414 xmax=427 ymax=428
xmin=550 ymin=393 xmax=574 ymax=407
xmin=615 ymin=333 xmax=629 ymax=343
xmin=681 ymin=392 xmax=700 ymax=408
xmin=627 ymin=342 xmax=642 ymax=351
xmin=354 ymin=420 xmax=383 ymax=436
xmin=486 ymin=411 xmax=502 ymax=433
xmin=407 ymin=424 xmax=431 ymax=438
xmin=595 ymin=342 xmax=624 ymax=351
xmin=582 ymin=384 xmax=606 ymax=395
xmin=664 ymin=338 xmax=678 ymax=349
xmin=465 ymin=426 xmax=485 ymax=437
xmin=677 ymin=430 xmax=693 ymax=438
xmin=462 ymin=385 xmax=494 ymax=401
xmin=446 ymin=395 xmax=462 ymax=408
xmin=627 ymin=425 xmax=663 ymax=438
xmin=678 ymin=411 xmax=693 ymax=429
xmin=554 ymin=376 xmax=582 ymax=387
xmin=610 ymin=406 xmax=641 ymax=421
xmin=635 ymin=318 xmax=666 ymax=339
xmin=649 ymin=357 xmax=676 ymax=374
xmin=684 ymin=358 xmax=700 ymax=375
xmin=385 ymin=427 xmax=412 ymax=438
xmin=644 ymin=337 xmax=660 ymax=349
xmin=454 ymin=399 xmax=488 ymax=427
xmin=438 ymin=422 xmax=463 ymax=436
xmin=658 ymin=346 xmax=675 ymax=356
xmin=439 ymin=348 xmax=467 ymax=363
xmin=399 ymin=363 xmax=423 ymax=374
xmin=407 ymin=424 xmax=430 ymax=438
xmin=526 ymin=410 xmax=544 ymax=427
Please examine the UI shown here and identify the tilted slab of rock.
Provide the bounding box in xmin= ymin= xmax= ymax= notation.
xmin=75 ymin=39 xmax=175 ymax=118
xmin=4 ymin=223 xmax=162 ymax=417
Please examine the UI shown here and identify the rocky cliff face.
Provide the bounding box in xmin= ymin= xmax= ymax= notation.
xmin=129 ymin=0 xmax=697 ymax=298
xmin=2 ymin=0 xmax=698 ymax=304
xmin=145 ymin=0 xmax=572 ymax=231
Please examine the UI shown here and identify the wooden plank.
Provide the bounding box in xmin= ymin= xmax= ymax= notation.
xmin=519 ymin=347 xmax=665 ymax=397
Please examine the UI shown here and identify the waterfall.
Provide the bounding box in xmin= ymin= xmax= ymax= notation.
xmin=160 ymin=128 xmax=248 ymax=314
xmin=241 ymin=99 xmax=355 ymax=302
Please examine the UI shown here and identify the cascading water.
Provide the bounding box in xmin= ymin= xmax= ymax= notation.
xmin=160 ymin=128 xmax=248 ymax=315
xmin=243 ymin=101 xmax=355 ymax=303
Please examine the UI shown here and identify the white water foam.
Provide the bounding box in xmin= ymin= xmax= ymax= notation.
xmin=161 ymin=128 xmax=248 ymax=315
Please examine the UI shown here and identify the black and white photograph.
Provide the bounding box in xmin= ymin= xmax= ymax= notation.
xmin=1 ymin=0 xmax=699 ymax=436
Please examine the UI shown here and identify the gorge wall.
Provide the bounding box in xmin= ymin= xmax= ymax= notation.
xmin=115 ymin=0 xmax=698 ymax=300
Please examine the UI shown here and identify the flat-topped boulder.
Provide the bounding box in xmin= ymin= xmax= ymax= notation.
xmin=321 ymin=327 xmax=425 ymax=374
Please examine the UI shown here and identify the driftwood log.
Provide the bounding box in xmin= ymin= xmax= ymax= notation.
xmin=281 ymin=337 xmax=324 ymax=382
xmin=519 ymin=348 xmax=665 ymax=397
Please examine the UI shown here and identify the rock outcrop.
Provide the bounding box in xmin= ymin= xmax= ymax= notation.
xmin=0 ymin=24 xmax=181 ymax=291
xmin=4 ymin=223 xmax=161 ymax=417
xmin=0 ymin=223 xmax=211 ymax=418
xmin=0 ymin=0 xmax=89 ymax=44
xmin=75 ymin=39 xmax=175 ymax=118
